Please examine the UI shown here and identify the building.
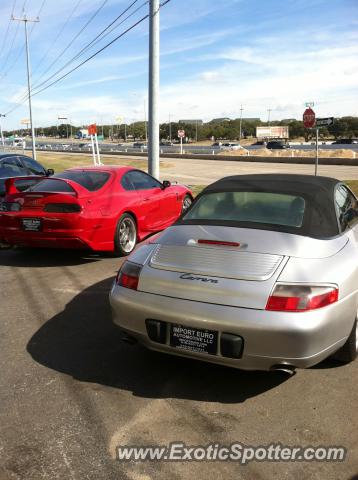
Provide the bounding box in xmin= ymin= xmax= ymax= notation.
xmin=178 ymin=119 xmax=203 ymax=125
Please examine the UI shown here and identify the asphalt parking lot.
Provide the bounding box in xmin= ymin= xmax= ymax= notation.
xmin=0 ymin=246 xmax=357 ymax=480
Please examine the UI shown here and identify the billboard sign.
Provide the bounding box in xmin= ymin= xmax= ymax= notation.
xmin=256 ymin=126 xmax=289 ymax=139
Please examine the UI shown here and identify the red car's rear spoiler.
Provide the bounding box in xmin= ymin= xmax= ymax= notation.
xmin=5 ymin=176 xmax=88 ymax=197
xmin=5 ymin=176 xmax=47 ymax=195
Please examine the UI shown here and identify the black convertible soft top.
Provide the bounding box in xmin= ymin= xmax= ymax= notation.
xmin=182 ymin=174 xmax=343 ymax=239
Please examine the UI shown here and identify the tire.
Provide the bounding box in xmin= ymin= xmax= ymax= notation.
xmin=114 ymin=213 xmax=137 ymax=256
xmin=332 ymin=317 xmax=358 ymax=363
xmin=181 ymin=194 xmax=193 ymax=214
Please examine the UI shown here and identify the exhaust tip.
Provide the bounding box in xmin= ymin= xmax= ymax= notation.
xmin=270 ymin=364 xmax=296 ymax=376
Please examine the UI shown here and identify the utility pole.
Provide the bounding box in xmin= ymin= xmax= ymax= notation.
xmin=12 ymin=14 xmax=39 ymax=160
xmin=168 ymin=113 xmax=172 ymax=142
xmin=0 ymin=114 xmax=5 ymax=148
xmin=148 ymin=0 xmax=160 ymax=178
xmin=267 ymin=108 xmax=271 ymax=126
xmin=239 ymin=104 xmax=244 ymax=142
xmin=144 ymin=97 xmax=148 ymax=143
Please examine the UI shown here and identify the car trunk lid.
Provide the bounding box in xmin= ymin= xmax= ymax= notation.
xmin=136 ymin=225 xmax=346 ymax=309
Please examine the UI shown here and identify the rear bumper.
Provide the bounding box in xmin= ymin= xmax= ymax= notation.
xmin=0 ymin=211 xmax=113 ymax=250
xmin=109 ymin=285 xmax=356 ymax=371
xmin=0 ymin=216 xmax=90 ymax=250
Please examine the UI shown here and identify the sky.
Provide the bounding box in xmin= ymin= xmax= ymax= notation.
xmin=0 ymin=0 xmax=357 ymax=130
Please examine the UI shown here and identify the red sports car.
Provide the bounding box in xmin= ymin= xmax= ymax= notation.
xmin=0 ymin=166 xmax=193 ymax=255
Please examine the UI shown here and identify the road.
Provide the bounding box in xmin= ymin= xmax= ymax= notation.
xmin=6 ymin=140 xmax=358 ymax=156
xmin=0 ymin=246 xmax=358 ymax=480
xmin=157 ymin=157 xmax=358 ymax=185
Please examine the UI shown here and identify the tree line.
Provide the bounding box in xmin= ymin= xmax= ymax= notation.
xmin=4 ymin=116 xmax=357 ymax=141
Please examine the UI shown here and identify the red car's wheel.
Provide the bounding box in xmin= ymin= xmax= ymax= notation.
xmin=114 ymin=213 xmax=137 ymax=256
xmin=182 ymin=194 xmax=193 ymax=213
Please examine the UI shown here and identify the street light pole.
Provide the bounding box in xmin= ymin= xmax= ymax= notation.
xmin=267 ymin=108 xmax=272 ymax=126
xmin=148 ymin=0 xmax=160 ymax=179
xmin=239 ymin=104 xmax=244 ymax=142
xmin=169 ymin=113 xmax=172 ymax=142
xmin=12 ymin=14 xmax=39 ymax=160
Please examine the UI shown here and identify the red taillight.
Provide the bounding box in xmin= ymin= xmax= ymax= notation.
xmin=198 ymin=239 xmax=240 ymax=247
xmin=115 ymin=261 xmax=142 ymax=290
xmin=266 ymin=284 xmax=339 ymax=312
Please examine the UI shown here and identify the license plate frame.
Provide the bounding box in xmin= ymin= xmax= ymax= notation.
xmin=21 ymin=218 xmax=42 ymax=232
xmin=170 ymin=323 xmax=218 ymax=355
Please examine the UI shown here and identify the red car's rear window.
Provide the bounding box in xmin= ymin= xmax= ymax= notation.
xmin=29 ymin=171 xmax=110 ymax=192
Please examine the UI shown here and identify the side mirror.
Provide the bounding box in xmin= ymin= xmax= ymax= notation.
xmin=46 ymin=168 xmax=54 ymax=176
xmin=162 ymin=180 xmax=171 ymax=189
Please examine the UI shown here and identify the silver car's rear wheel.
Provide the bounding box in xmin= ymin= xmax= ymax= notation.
xmin=114 ymin=214 xmax=137 ymax=256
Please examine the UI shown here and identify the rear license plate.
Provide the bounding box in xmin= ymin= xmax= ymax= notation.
xmin=21 ymin=218 xmax=42 ymax=231
xmin=170 ymin=324 xmax=218 ymax=355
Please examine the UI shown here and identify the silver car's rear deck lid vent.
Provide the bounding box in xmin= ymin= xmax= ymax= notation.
xmin=150 ymin=245 xmax=284 ymax=281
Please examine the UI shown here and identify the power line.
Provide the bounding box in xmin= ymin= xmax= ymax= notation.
xmin=33 ymin=0 xmax=148 ymax=93
xmin=68 ymin=0 xmax=143 ymax=63
xmin=0 ymin=0 xmax=17 ymax=65
xmin=4 ymin=13 xmax=148 ymax=117
xmin=9 ymin=0 xmax=147 ymax=106
xmin=31 ymin=0 xmax=83 ymax=76
xmin=33 ymin=14 xmax=149 ymax=97
xmin=4 ymin=0 xmax=172 ymax=116
xmin=34 ymin=0 xmax=109 ymax=84
xmin=30 ymin=0 xmax=47 ymax=33
xmin=0 ymin=1 xmax=27 ymax=76
xmin=0 ymin=0 xmax=47 ymax=82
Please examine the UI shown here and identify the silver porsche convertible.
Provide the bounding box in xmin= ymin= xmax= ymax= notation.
xmin=110 ymin=174 xmax=358 ymax=372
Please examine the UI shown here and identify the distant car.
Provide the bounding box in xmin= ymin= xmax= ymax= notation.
xmin=220 ymin=143 xmax=242 ymax=151
xmin=0 ymin=154 xmax=54 ymax=197
xmin=266 ymin=141 xmax=290 ymax=149
xmin=211 ymin=142 xmax=222 ymax=147
xmin=332 ymin=139 xmax=358 ymax=145
xmin=110 ymin=174 xmax=358 ymax=372
xmin=133 ymin=142 xmax=148 ymax=149
xmin=160 ymin=141 xmax=174 ymax=147
xmin=0 ymin=166 xmax=193 ymax=255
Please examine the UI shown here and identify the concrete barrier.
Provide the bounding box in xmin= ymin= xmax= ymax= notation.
xmin=37 ymin=148 xmax=358 ymax=166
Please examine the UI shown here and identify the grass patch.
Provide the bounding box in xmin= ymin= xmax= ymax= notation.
xmin=188 ymin=184 xmax=206 ymax=196
xmin=36 ymin=152 xmax=172 ymax=173
xmin=346 ymin=180 xmax=358 ymax=196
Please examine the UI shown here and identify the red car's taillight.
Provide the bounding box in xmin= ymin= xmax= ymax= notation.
xmin=115 ymin=261 xmax=142 ymax=290
xmin=266 ymin=284 xmax=339 ymax=312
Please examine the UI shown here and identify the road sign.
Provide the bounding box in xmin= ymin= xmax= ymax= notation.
xmin=316 ymin=117 xmax=334 ymax=127
xmin=303 ymin=107 xmax=316 ymax=128
xmin=178 ymin=129 xmax=185 ymax=138
xmin=88 ymin=124 xmax=97 ymax=135
xmin=20 ymin=118 xmax=30 ymax=125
